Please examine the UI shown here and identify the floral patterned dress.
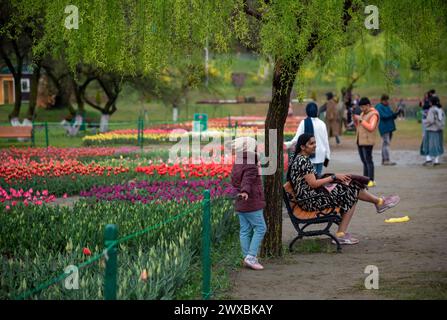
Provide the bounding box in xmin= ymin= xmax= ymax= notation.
xmin=288 ymin=154 xmax=361 ymax=214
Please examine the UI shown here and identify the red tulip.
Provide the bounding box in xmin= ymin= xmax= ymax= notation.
xmin=83 ymin=248 xmax=92 ymax=256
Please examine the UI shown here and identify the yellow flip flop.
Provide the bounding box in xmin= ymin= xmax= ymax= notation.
xmin=385 ymin=216 xmax=410 ymax=223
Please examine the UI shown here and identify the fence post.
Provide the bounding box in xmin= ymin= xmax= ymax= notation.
xmin=202 ymin=190 xmax=211 ymax=300
xmin=104 ymin=224 xmax=118 ymax=300
xmin=44 ymin=122 xmax=49 ymax=148
xmin=137 ymin=118 xmax=141 ymax=147
xmin=140 ymin=118 xmax=144 ymax=151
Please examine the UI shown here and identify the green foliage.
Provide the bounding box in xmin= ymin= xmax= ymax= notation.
xmin=0 ymin=197 xmax=237 ymax=299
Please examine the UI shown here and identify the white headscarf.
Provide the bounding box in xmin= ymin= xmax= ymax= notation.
xmin=232 ymin=136 xmax=257 ymax=153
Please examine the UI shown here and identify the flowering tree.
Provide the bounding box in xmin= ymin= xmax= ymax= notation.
xmin=27 ymin=0 xmax=447 ymax=256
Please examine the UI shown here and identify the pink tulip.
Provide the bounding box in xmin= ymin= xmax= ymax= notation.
xmin=5 ymin=205 xmax=10 ymax=210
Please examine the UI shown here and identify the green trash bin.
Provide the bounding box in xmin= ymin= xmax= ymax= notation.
xmin=193 ymin=113 xmax=208 ymax=132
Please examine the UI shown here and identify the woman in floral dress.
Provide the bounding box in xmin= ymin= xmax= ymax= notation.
xmin=287 ymin=133 xmax=400 ymax=245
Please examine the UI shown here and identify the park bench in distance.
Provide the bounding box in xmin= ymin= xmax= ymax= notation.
xmin=283 ymin=182 xmax=342 ymax=252
xmin=0 ymin=126 xmax=33 ymax=144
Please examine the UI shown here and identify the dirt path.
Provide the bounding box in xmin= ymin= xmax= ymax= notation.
xmin=229 ymin=145 xmax=447 ymax=299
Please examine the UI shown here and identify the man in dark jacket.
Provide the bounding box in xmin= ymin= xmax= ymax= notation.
xmin=375 ymin=94 xmax=399 ymax=165
xmin=231 ymin=137 xmax=266 ymax=270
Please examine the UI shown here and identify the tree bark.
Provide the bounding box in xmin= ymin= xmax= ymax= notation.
xmin=71 ymin=77 xmax=85 ymax=114
xmin=0 ymin=43 xmax=24 ymax=120
xmin=26 ymin=60 xmax=42 ymax=120
xmin=43 ymin=66 xmax=74 ymax=113
xmin=10 ymin=72 xmax=22 ymax=119
xmin=261 ymin=59 xmax=300 ymax=257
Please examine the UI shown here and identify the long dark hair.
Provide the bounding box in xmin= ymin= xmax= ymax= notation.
xmin=287 ymin=133 xmax=314 ymax=182
xmin=430 ymin=96 xmax=442 ymax=109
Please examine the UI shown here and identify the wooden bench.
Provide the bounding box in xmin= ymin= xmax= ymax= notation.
xmin=283 ymin=181 xmax=342 ymax=252
xmin=0 ymin=126 xmax=33 ymax=142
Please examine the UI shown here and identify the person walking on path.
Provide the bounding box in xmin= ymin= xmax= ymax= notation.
xmin=354 ymin=97 xmax=380 ymax=187
xmin=285 ymin=102 xmax=330 ymax=177
xmin=375 ymin=94 xmax=399 ymax=166
xmin=325 ymin=92 xmax=342 ymax=145
xmin=396 ymin=98 xmax=406 ymax=120
xmin=421 ymin=96 xmax=445 ymax=165
xmin=231 ymin=137 xmax=266 ymax=270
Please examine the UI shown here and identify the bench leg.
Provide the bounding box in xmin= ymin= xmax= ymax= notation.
xmin=327 ymin=232 xmax=342 ymax=253
xmin=289 ymin=235 xmax=303 ymax=252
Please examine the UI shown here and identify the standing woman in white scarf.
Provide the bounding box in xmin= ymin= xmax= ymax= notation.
xmin=421 ymin=96 xmax=445 ymax=165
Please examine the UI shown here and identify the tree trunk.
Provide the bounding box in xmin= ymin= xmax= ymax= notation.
xmin=261 ymin=59 xmax=300 ymax=258
xmin=27 ymin=61 xmax=42 ymax=120
xmin=10 ymin=72 xmax=23 ymax=120
xmin=71 ymin=77 xmax=85 ymax=114
xmin=0 ymin=41 xmax=24 ymax=120
xmin=173 ymin=103 xmax=179 ymax=122
xmin=44 ymin=68 xmax=75 ymax=115
xmin=100 ymin=114 xmax=110 ymax=132
xmin=52 ymin=76 xmax=73 ymax=110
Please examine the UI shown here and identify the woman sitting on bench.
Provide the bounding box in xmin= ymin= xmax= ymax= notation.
xmin=287 ymin=133 xmax=400 ymax=245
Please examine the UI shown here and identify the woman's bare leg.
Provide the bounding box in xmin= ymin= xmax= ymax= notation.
xmin=337 ymin=204 xmax=356 ymax=234
xmin=358 ymin=189 xmax=381 ymax=205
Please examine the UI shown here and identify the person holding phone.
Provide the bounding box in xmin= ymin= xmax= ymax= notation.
xmin=353 ymin=97 xmax=380 ymax=187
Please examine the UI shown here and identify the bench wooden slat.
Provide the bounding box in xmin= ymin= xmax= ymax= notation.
xmin=0 ymin=127 xmax=33 ymax=138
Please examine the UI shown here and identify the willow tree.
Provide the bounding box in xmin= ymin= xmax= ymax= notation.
xmin=35 ymin=0 xmax=447 ymax=256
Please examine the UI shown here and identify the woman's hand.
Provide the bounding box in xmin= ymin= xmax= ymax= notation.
xmin=238 ymin=192 xmax=249 ymax=200
xmin=335 ymin=174 xmax=351 ymax=184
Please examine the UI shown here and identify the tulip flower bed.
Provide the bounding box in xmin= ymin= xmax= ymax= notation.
xmin=0 ymin=144 xmax=242 ymax=299
xmin=0 ymin=187 xmax=59 ymax=209
xmin=147 ymin=116 xmax=305 ymax=133
xmin=135 ymin=162 xmax=232 ymax=180
xmin=0 ymin=147 xmax=140 ymax=196
xmin=0 ymin=197 xmax=237 ymax=300
xmin=82 ymin=127 xmax=297 ymax=146
xmin=80 ymin=180 xmax=236 ymax=203
xmin=0 ymin=158 xmax=130 ymax=184
xmin=0 ymin=146 xmax=139 ymax=162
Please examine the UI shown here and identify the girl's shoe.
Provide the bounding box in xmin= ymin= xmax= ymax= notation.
xmin=243 ymin=255 xmax=264 ymax=270
xmin=331 ymin=232 xmax=359 ymax=245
